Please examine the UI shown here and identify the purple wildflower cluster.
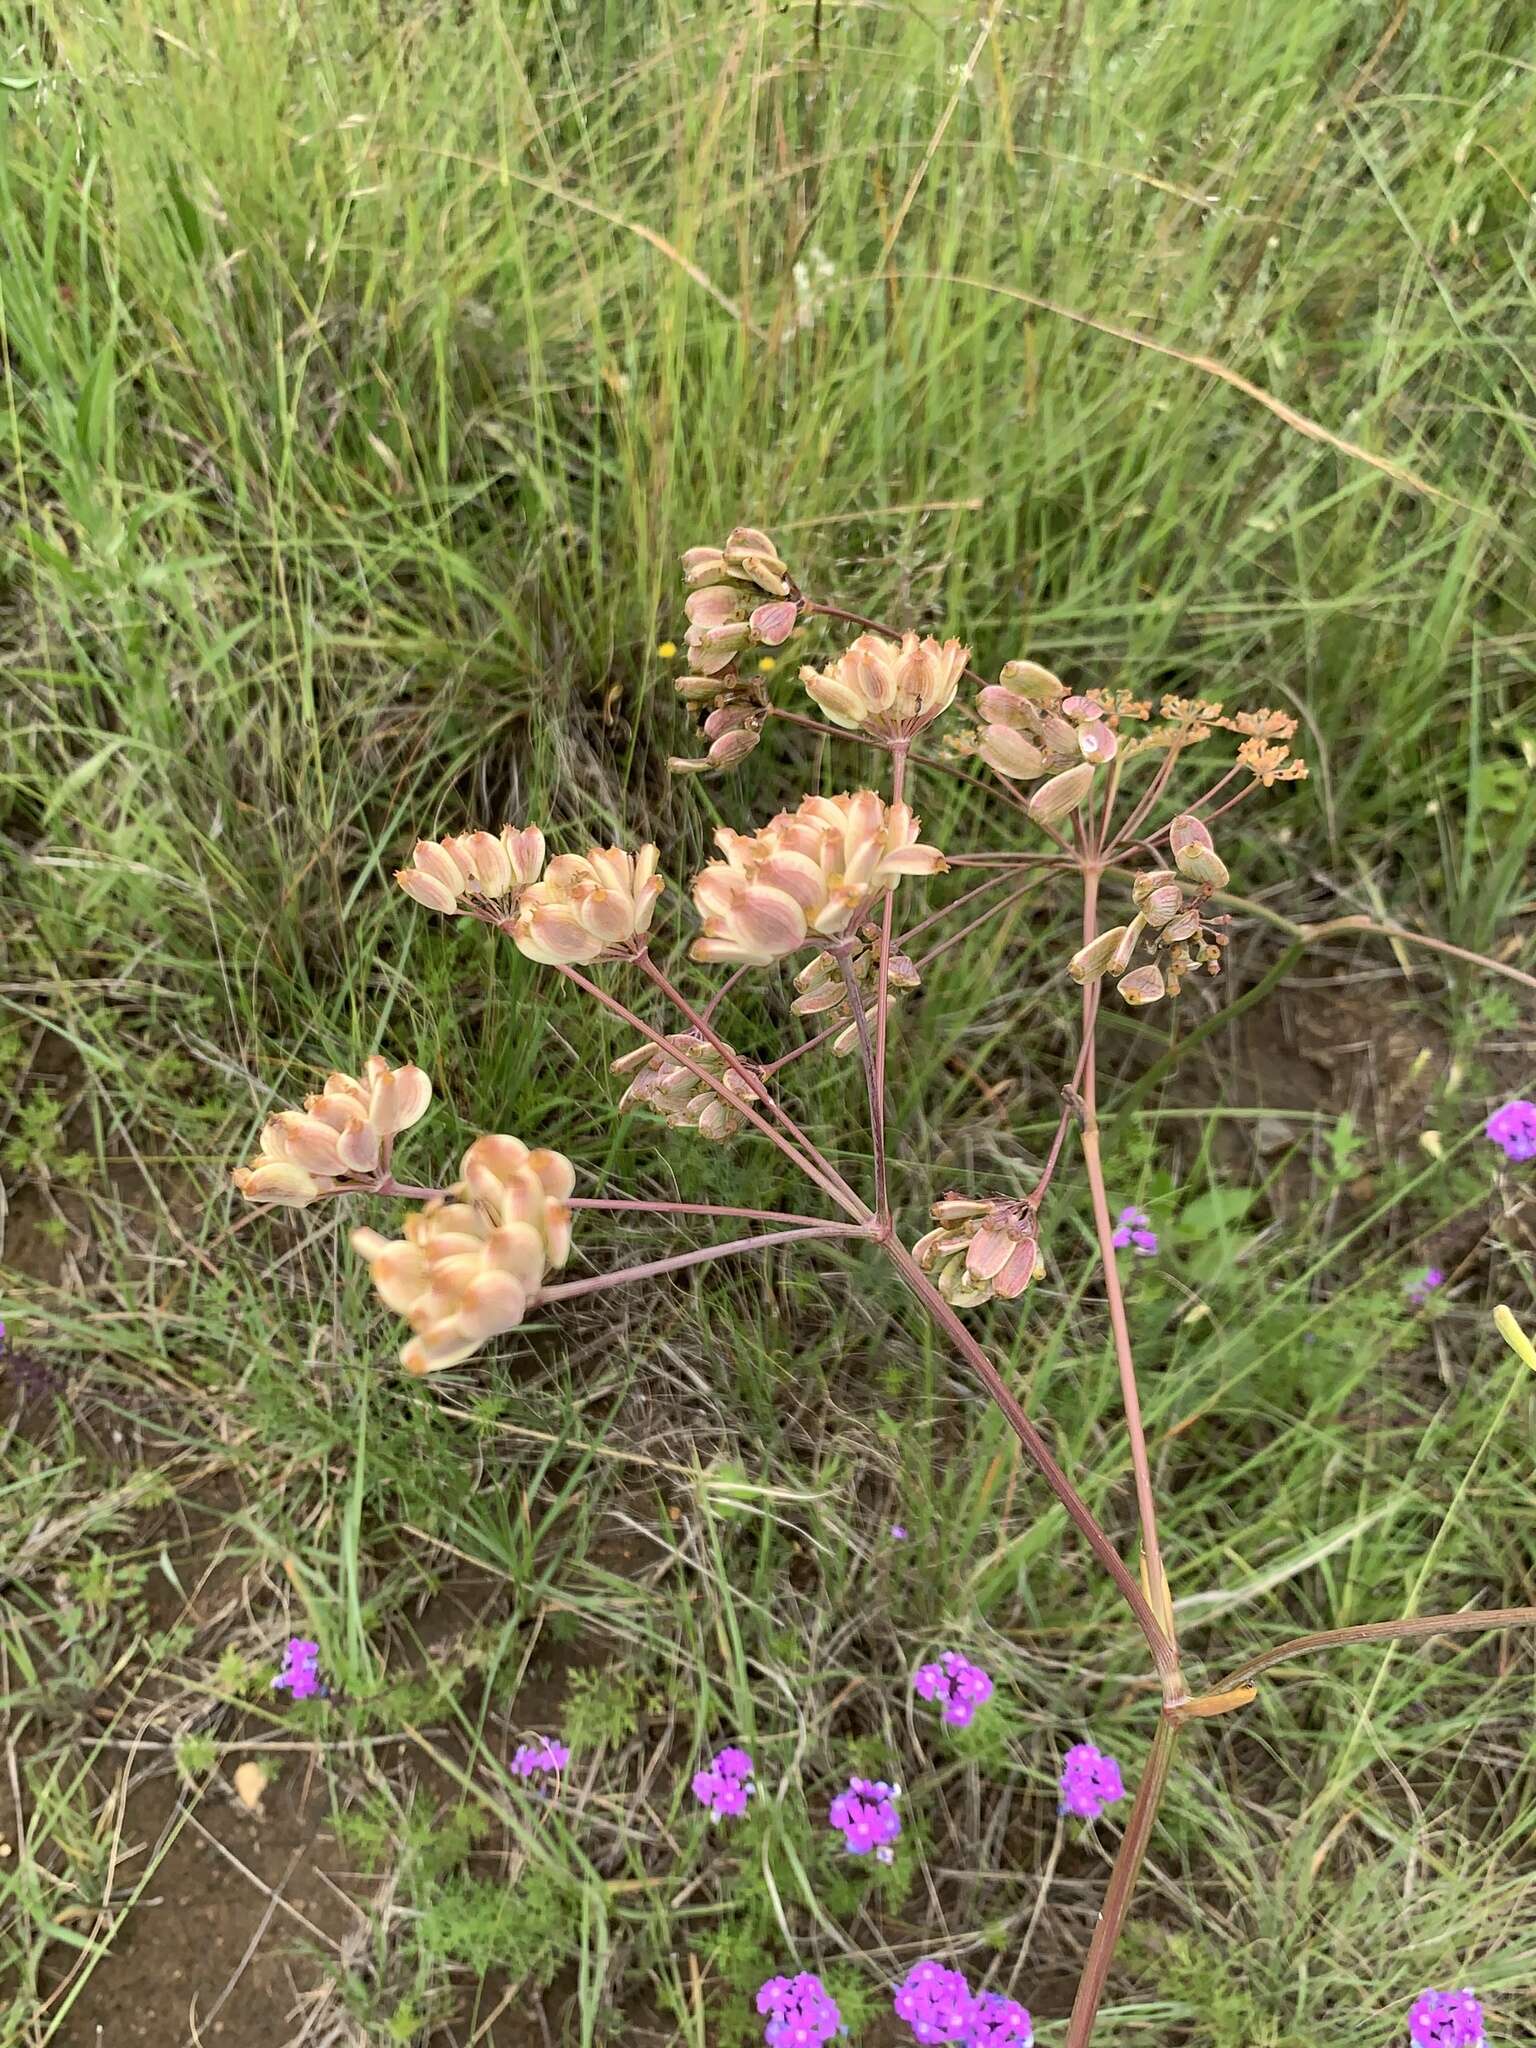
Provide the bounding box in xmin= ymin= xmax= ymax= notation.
xmin=271 ymin=1638 xmax=324 ymax=1701
xmin=1110 ymin=1205 xmax=1158 ymax=1255
xmin=964 ymin=1991 xmax=1035 ymax=2047
xmin=829 ymin=1776 xmax=902 ymax=1862
xmin=893 ymin=1959 xmax=973 ymax=2042
xmin=1408 ymin=1266 xmax=1444 ymax=1308
xmin=913 ymin=1651 xmax=994 ymax=1727
xmin=1059 ymin=1743 xmax=1126 ymax=1821
xmin=512 ymin=1736 xmax=571 ymax=1780
xmin=891 ymin=1964 xmax=1032 ymax=2048
xmin=1486 ymin=1098 xmax=1536 ymax=1162
xmin=266 ymin=1605 xmax=1467 ymax=2048
xmin=757 ymin=1971 xmax=843 ymax=2047
xmin=692 ymin=1745 xmax=755 ymax=1821
xmin=1408 ymin=1988 xmax=1485 ymax=2047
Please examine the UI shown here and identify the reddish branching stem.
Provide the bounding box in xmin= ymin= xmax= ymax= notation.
xmin=870 ymin=744 xmax=908 ymax=1220
xmin=444 ymin=574 xmax=1533 ymax=2048
xmin=240 ymin=537 xmax=1536 ymax=2048
xmin=1077 ymin=866 xmax=1177 ymax=1683
xmin=536 ymin=1222 xmax=868 ymax=1306
xmin=1064 ymin=1716 xmax=1180 ymax=2048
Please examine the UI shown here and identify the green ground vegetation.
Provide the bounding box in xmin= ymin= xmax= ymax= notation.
xmin=2 ymin=3 xmax=1534 ymax=2043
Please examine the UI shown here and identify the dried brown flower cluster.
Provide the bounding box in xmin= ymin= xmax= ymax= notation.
xmin=512 ymin=845 xmax=664 ymax=965
xmin=792 ymin=925 xmax=921 ymax=1055
xmin=669 ymin=525 xmax=798 ymax=773
xmin=1070 ymin=815 xmax=1231 ymax=1005
xmin=233 ymin=1057 xmax=432 ymax=1207
xmin=913 ymin=1195 xmax=1046 ymax=1306
xmin=1113 ymin=696 xmax=1308 ymax=780
xmin=396 ymin=827 xmax=546 ymax=915
xmin=691 ymin=791 xmax=946 ymax=966
xmin=800 ymin=631 xmax=968 ymax=741
xmin=669 ymin=669 xmax=768 ymax=778
xmin=612 ymin=1031 xmax=756 ymax=1141
xmin=680 ymin=526 xmax=798 ymax=672
xmin=350 ymin=1135 xmax=574 ymax=1374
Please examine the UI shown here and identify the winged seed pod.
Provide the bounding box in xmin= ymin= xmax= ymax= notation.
xmin=233 ymin=1057 xmax=433 ymax=1207
xmin=690 ymin=792 xmax=946 ymax=967
xmin=800 ymin=631 xmax=968 ymax=740
xmin=1029 ymin=763 xmax=1096 ymax=824
xmin=748 ymin=598 xmax=798 ymax=646
xmin=511 ymin=845 xmax=665 ymax=966
xmin=978 ymin=724 xmax=1047 ymax=780
xmin=670 ymin=705 xmax=765 ymax=778
xmin=1069 ymin=921 xmax=1143 ymax=985
xmin=350 ymin=1134 xmax=574 ymax=1374
xmin=396 ymin=826 xmax=546 ymax=916
xmin=792 ymin=924 xmax=921 ymax=1054
xmin=670 ymin=670 xmax=768 ymax=777
xmin=679 ymin=527 xmax=797 ymax=672
xmin=680 ymin=526 xmax=792 ymax=597
xmin=682 ymin=585 xmax=755 ymax=674
xmin=1116 ymin=962 xmax=1167 ymax=1006
xmin=1139 ymin=880 xmax=1186 ymax=929
xmin=998 ymin=659 xmax=1067 ymax=707
xmin=612 ymin=1031 xmax=757 ymax=1141
xmin=913 ymin=1194 xmax=1045 ymax=1308
xmin=1169 ymin=812 xmax=1230 ymax=888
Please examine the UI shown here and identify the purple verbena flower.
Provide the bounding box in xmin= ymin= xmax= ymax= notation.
xmin=893 ymin=1958 xmax=973 ymax=2043
xmin=1059 ymin=1742 xmax=1126 ymax=1820
xmin=512 ymin=1736 xmax=571 ymax=1780
xmin=912 ymin=1650 xmax=994 ymax=1727
xmin=961 ymin=1990 xmax=1034 ymax=2047
xmin=271 ymin=1638 xmax=324 ymax=1701
xmin=891 ymin=1523 xmax=908 ymax=1542
xmin=1408 ymin=1988 xmax=1485 ymax=2048
xmin=1486 ymin=1098 xmax=1536 ymax=1162
xmin=1110 ymin=1205 xmax=1158 ymax=1255
xmin=692 ymin=1744 xmax=756 ymax=1821
xmin=1408 ymin=1266 xmax=1445 ymax=1308
xmin=756 ymin=1971 xmax=842 ymax=2047
xmin=828 ymin=1776 xmax=901 ymax=1862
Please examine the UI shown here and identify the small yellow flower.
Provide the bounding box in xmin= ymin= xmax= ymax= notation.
xmin=758 ymin=656 xmax=777 ymax=672
xmin=657 ymin=640 xmax=677 ymax=659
